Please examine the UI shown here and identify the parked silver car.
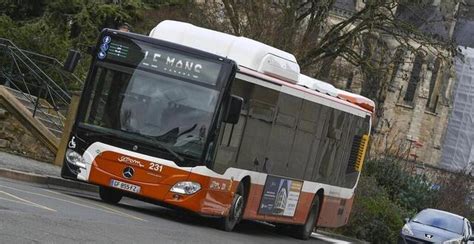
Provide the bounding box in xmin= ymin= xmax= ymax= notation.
xmin=399 ymin=208 xmax=474 ymax=244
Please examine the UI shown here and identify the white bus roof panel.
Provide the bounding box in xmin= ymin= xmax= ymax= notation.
xmin=297 ymin=74 xmax=339 ymax=97
xmin=149 ymin=20 xmax=300 ymax=83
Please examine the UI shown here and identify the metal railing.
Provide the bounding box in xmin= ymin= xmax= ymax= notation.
xmin=0 ymin=38 xmax=83 ymax=133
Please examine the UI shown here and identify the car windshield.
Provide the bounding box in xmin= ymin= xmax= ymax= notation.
xmin=412 ymin=210 xmax=464 ymax=235
xmin=83 ymin=63 xmax=220 ymax=159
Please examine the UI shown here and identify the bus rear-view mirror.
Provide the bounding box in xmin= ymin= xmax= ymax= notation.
xmin=224 ymin=95 xmax=243 ymax=124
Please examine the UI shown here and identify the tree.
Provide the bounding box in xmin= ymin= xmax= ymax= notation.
xmin=187 ymin=0 xmax=459 ymax=121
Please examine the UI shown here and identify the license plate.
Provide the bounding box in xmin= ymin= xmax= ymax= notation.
xmin=110 ymin=179 xmax=141 ymax=193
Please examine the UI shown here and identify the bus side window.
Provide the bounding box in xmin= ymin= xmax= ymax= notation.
xmin=265 ymin=93 xmax=302 ymax=176
xmin=332 ymin=113 xmax=355 ymax=186
xmin=236 ymin=83 xmax=278 ymax=172
xmin=213 ymin=79 xmax=279 ymax=174
xmin=287 ymin=101 xmax=321 ymax=179
xmin=315 ymin=108 xmax=340 ymax=184
xmin=306 ymin=105 xmax=330 ymax=181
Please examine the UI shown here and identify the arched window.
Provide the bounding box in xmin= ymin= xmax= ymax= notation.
xmin=389 ymin=49 xmax=405 ymax=90
xmin=345 ymin=71 xmax=354 ymax=90
xmin=404 ymin=54 xmax=424 ymax=104
xmin=360 ymin=35 xmax=389 ymax=100
xmin=426 ymin=59 xmax=441 ymax=112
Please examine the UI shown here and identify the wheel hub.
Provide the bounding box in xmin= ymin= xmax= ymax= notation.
xmin=233 ymin=195 xmax=243 ymax=220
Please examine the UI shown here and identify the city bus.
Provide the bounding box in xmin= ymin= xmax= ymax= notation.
xmin=61 ymin=20 xmax=373 ymax=240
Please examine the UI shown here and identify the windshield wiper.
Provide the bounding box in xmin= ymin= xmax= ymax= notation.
xmin=79 ymin=123 xmax=185 ymax=163
xmin=178 ymin=124 xmax=197 ymax=137
xmin=125 ymin=131 xmax=185 ymax=163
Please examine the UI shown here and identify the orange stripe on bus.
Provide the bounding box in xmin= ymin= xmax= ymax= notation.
xmin=88 ymin=151 xmax=235 ymax=216
xmin=317 ymin=195 xmax=354 ymax=228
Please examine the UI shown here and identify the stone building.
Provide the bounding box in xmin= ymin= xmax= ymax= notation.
xmin=327 ymin=0 xmax=459 ymax=170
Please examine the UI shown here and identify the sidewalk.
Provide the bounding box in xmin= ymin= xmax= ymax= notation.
xmin=0 ymin=151 xmax=97 ymax=192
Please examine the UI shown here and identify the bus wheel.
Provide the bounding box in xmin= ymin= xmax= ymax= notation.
xmin=99 ymin=186 xmax=123 ymax=204
xmin=219 ymin=184 xmax=245 ymax=232
xmin=293 ymin=196 xmax=320 ymax=240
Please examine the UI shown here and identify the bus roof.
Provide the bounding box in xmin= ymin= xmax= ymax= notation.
xmin=149 ymin=20 xmax=374 ymax=114
xmin=239 ymin=67 xmax=372 ymax=116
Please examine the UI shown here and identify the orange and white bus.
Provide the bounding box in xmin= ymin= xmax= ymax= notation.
xmin=61 ymin=20 xmax=373 ymax=240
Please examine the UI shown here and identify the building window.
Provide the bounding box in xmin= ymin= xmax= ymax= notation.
xmin=389 ymin=49 xmax=405 ymax=90
xmin=404 ymin=54 xmax=424 ymax=104
xmin=426 ymin=59 xmax=441 ymax=113
xmin=345 ymin=72 xmax=353 ymax=90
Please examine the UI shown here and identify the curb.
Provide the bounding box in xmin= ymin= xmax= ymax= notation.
xmin=0 ymin=167 xmax=98 ymax=193
xmin=316 ymin=230 xmax=369 ymax=244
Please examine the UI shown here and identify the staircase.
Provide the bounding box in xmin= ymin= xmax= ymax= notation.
xmin=3 ymin=86 xmax=65 ymax=137
xmin=0 ymin=37 xmax=82 ymax=139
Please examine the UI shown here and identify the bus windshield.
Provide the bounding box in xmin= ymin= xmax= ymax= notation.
xmin=83 ymin=63 xmax=220 ymax=159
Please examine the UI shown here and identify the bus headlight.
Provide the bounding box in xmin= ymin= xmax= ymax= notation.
xmin=170 ymin=181 xmax=201 ymax=195
xmin=65 ymin=149 xmax=86 ymax=169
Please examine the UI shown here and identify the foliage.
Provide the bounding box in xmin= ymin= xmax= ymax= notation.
xmin=434 ymin=170 xmax=474 ymax=219
xmin=0 ymin=0 xmax=49 ymax=21
xmin=0 ymin=0 xmax=176 ymax=81
xmin=365 ymin=159 xmax=437 ymax=213
xmin=339 ymin=176 xmax=406 ymax=243
xmin=340 ymin=158 xmax=473 ymax=243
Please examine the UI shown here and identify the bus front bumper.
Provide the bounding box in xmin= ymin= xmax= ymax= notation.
xmin=87 ymin=164 xmax=234 ymax=217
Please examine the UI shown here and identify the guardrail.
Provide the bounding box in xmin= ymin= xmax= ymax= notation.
xmin=0 ymin=38 xmax=83 ymax=133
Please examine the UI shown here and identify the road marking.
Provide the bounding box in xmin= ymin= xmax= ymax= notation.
xmin=311 ymin=232 xmax=352 ymax=244
xmin=0 ymin=184 xmax=146 ymax=222
xmin=0 ymin=196 xmax=37 ymax=206
xmin=42 ymin=188 xmax=148 ymax=222
xmin=0 ymin=190 xmax=56 ymax=212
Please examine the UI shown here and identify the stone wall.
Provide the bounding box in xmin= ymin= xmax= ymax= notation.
xmin=324 ymin=1 xmax=456 ymax=170
xmin=369 ymin=52 xmax=453 ymax=168
xmin=0 ymin=106 xmax=55 ymax=163
xmin=324 ymin=50 xmax=453 ymax=169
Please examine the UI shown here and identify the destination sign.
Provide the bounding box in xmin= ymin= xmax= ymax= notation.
xmin=100 ymin=36 xmax=222 ymax=85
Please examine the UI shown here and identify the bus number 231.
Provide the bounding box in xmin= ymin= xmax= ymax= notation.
xmin=149 ymin=163 xmax=163 ymax=172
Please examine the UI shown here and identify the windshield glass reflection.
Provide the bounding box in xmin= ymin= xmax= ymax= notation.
xmin=84 ymin=64 xmax=219 ymax=158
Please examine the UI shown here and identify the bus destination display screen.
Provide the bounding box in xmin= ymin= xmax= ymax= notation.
xmin=97 ymin=35 xmax=222 ymax=86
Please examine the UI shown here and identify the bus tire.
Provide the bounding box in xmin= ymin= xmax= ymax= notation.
xmin=99 ymin=186 xmax=123 ymax=204
xmin=293 ymin=196 xmax=320 ymax=240
xmin=218 ymin=183 xmax=245 ymax=232
xmin=274 ymin=223 xmax=292 ymax=235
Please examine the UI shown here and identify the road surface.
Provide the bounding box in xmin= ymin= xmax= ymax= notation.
xmin=0 ymin=177 xmax=356 ymax=243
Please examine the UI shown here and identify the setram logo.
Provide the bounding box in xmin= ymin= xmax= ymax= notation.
xmin=122 ymin=167 xmax=134 ymax=179
xmin=118 ymin=156 xmax=145 ymax=168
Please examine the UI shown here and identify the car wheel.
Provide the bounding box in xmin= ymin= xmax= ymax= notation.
xmin=99 ymin=186 xmax=123 ymax=204
xmin=293 ymin=196 xmax=321 ymax=240
xmin=218 ymin=183 xmax=245 ymax=232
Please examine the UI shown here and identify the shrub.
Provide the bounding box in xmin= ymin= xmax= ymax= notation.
xmin=397 ymin=175 xmax=437 ymax=213
xmin=338 ymin=176 xmax=406 ymax=243
xmin=364 ymin=158 xmax=437 ymax=213
xmin=433 ymin=170 xmax=474 ymax=219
